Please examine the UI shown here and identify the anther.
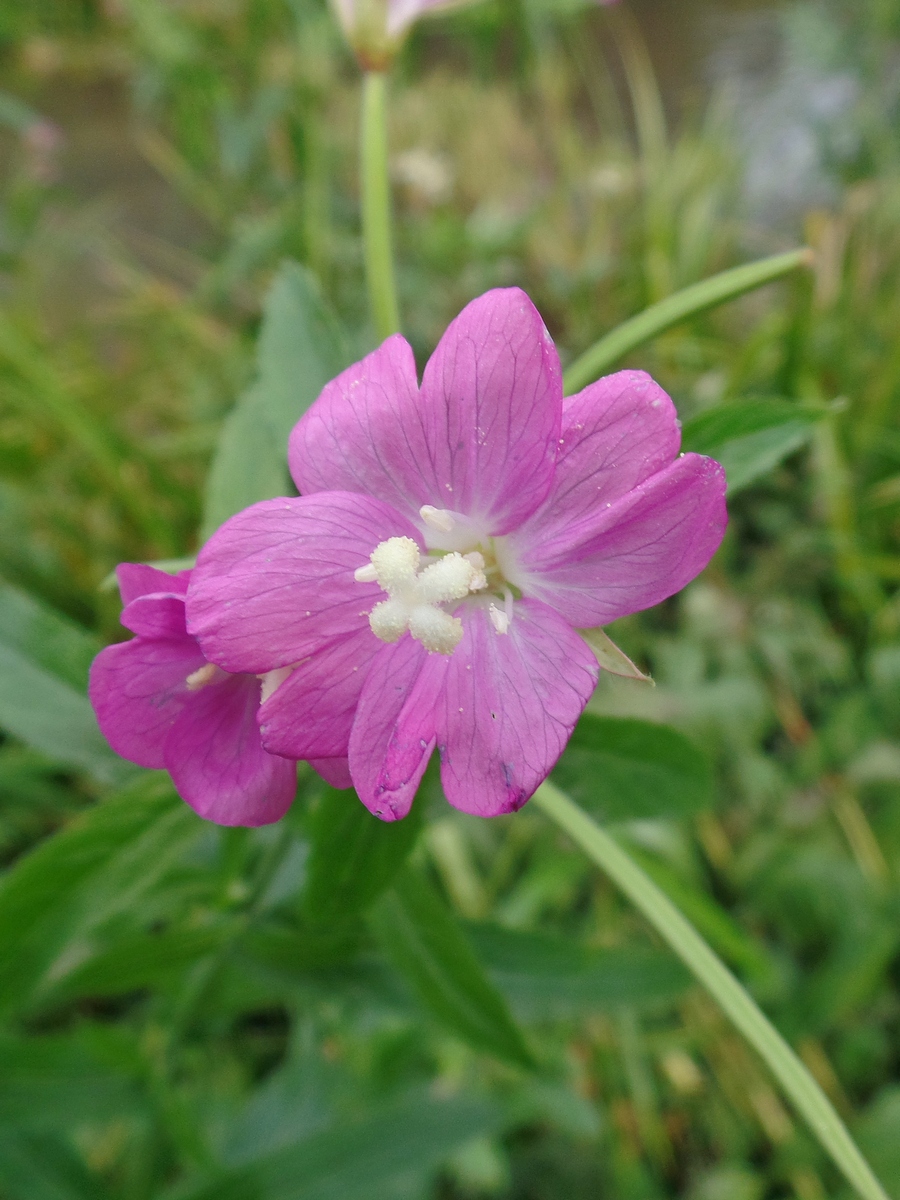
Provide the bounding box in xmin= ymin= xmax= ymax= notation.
xmin=420 ymin=505 xmax=455 ymax=533
xmin=186 ymin=663 xmax=220 ymax=690
xmin=489 ymin=604 xmax=510 ymax=635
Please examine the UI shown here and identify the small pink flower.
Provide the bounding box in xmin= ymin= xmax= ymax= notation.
xmin=89 ymin=565 xmax=297 ymax=825
xmin=331 ymin=0 xmax=480 ymax=69
xmin=187 ymin=288 xmax=726 ymax=822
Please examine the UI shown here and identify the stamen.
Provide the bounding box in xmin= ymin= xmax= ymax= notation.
xmin=185 ymin=662 xmax=220 ymax=690
xmin=408 ymin=605 xmax=463 ymax=653
xmin=420 ymin=505 xmax=455 ymax=533
xmin=259 ymin=665 xmax=293 ymax=704
xmin=489 ymin=604 xmax=510 ymax=635
xmin=354 ymin=562 xmax=378 ymax=583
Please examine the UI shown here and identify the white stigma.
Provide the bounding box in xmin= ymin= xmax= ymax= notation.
xmin=356 ymin=536 xmax=485 ymax=654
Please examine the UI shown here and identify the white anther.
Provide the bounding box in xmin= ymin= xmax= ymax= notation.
xmin=370 ymin=536 xmax=420 ymax=591
xmin=258 ymin=665 xmax=293 ymax=704
xmin=354 ymin=562 xmax=378 ymax=583
xmin=418 ymin=553 xmax=477 ymax=604
xmin=369 ymin=598 xmax=410 ymax=644
xmin=489 ymin=604 xmax=510 ymax=635
xmin=185 ymin=663 xmax=219 ymax=691
xmin=419 ymin=505 xmax=455 ymax=534
xmin=408 ymin=606 xmax=464 ymax=654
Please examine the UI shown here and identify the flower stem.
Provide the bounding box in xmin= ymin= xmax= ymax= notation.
xmin=361 ymin=70 xmax=401 ymax=340
xmin=533 ymin=780 xmax=889 ymax=1200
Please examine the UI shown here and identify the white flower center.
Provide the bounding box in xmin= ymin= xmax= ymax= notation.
xmin=355 ymin=535 xmax=487 ymax=654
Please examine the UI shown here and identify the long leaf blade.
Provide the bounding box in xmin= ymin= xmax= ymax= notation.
xmin=562 ymin=248 xmax=813 ymax=394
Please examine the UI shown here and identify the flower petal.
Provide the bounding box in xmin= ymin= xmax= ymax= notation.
xmin=525 ymin=370 xmax=681 ymax=544
xmin=309 ymin=757 xmax=353 ymax=789
xmin=509 ymin=453 xmax=727 ymax=627
xmin=430 ymin=600 xmax=598 ymax=817
xmin=89 ymin=636 xmax=205 ymax=769
xmin=117 ymin=563 xmax=189 ymax=605
xmin=348 ymin=635 xmax=437 ymax=821
xmin=187 ymin=492 xmax=419 ymax=675
xmin=417 ymin=288 xmax=561 ymax=533
xmin=164 ymin=675 xmax=296 ymax=826
xmin=258 ymin=626 xmax=379 ymax=760
xmin=290 ymin=289 xmax=561 ymax=535
xmin=121 ymin=593 xmax=189 ymax=639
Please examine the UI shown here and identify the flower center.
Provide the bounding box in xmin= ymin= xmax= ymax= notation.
xmin=356 ymin=506 xmax=521 ymax=654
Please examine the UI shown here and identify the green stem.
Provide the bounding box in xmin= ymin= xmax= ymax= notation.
xmin=533 ymin=781 xmax=889 ymax=1200
xmin=360 ymin=71 xmax=401 ymax=340
xmin=562 ymin=248 xmax=813 ymax=395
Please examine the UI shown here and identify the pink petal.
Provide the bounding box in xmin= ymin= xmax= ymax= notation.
xmin=290 ymin=289 xmax=561 ymax=535
xmin=186 ymin=492 xmax=420 ymax=675
xmin=348 ymin=636 xmax=437 ymax=822
xmin=417 ymin=289 xmax=562 ymax=533
xmin=309 ymin=757 xmax=353 ymax=789
xmin=164 ymin=675 xmax=296 ymax=826
xmin=121 ymin=593 xmax=189 ymax=639
xmin=429 ymin=600 xmax=598 ymax=817
xmin=117 ymin=563 xmax=189 ymax=605
xmin=533 ymin=371 xmax=681 ymax=541
xmin=509 ymin=453 xmax=727 ymax=628
xmin=258 ymin=626 xmax=379 ymax=760
xmin=89 ymin=636 xmax=206 ymax=769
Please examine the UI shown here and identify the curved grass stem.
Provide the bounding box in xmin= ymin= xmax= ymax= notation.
xmin=533 ymin=780 xmax=889 ymax=1200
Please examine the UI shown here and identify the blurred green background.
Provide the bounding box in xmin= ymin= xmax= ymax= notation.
xmin=2 ymin=0 xmax=900 ymax=1197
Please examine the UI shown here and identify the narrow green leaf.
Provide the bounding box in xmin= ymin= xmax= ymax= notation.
xmin=167 ymin=1091 xmax=501 ymax=1200
xmin=0 ymin=776 xmax=199 ymax=1016
xmin=302 ymin=787 xmax=423 ymax=921
xmin=0 ymin=642 xmax=132 ymax=786
xmin=201 ymin=262 xmax=345 ymax=540
xmin=562 ymin=248 xmax=813 ymax=394
xmin=551 ymin=714 xmax=711 ymax=821
xmin=466 ymin=923 xmax=690 ymax=1018
xmin=717 ymin=422 xmax=813 ymax=494
xmin=680 ymin=398 xmax=820 ymax=453
xmin=0 ymin=580 xmax=99 ymax=691
xmin=371 ymin=866 xmax=535 ymax=1068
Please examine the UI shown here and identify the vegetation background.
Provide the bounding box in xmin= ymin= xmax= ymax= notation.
xmin=1 ymin=0 xmax=900 ymax=1197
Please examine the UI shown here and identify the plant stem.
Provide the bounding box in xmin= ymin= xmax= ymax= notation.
xmin=562 ymin=248 xmax=813 ymax=395
xmin=360 ymin=70 xmax=401 ymax=340
xmin=533 ymin=781 xmax=889 ymax=1200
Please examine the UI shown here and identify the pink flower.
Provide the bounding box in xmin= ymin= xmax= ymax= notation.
xmin=330 ymin=0 xmax=480 ymax=69
xmin=89 ymin=565 xmax=297 ymax=826
xmin=187 ymin=288 xmax=726 ymax=822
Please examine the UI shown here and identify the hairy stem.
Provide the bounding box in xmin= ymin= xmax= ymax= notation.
xmin=533 ymin=781 xmax=888 ymax=1200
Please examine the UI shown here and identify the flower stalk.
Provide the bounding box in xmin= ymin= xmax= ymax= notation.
xmin=533 ymin=780 xmax=889 ymax=1200
xmin=361 ymin=70 xmax=401 ymax=341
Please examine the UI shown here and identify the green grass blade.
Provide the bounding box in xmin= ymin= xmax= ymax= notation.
xmin=562 ymin=248 xmax=813 ymax=395
xmin=533 ymin=781 xmax=890 ymax=1200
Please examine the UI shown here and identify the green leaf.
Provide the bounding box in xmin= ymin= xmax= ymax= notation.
xmin=0 ymin=643 xmax=131 ymax=786
xmin=854 ymin=1087 xmax=900 ymax=1197
xmin=201 ymin=383 xmax=290 ymax=540
xmin=0 ymin=776 xmax=200 ymax=1017
xmin=0 ymin=580 xmax=99 ymax=691
xmin=371 ymin=866 xmax=535 ymax=1068
xmin=681 ymin=398 xmax=821 ymax=495
xmin=302 ymin=787 xmax=423 ymax=922
xmin=201 ymin=262 xmax=345 ymax=540
xmin=256 ymin=261 xmax=346 ymax=450
xmin=551 ymin=714 xmax=712 ymax=821
xmin=466 ymin=924 xmax=690 ymax=1018
xmin=562 ymin=248 xmax=812 ymax=394
xmin=0 ymin=1130 xmax=111 ymax=1200
xmin=169 ymin=1091 xmax=501 ymax=1200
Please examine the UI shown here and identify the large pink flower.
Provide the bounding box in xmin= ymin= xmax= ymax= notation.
xmin=89 ymin=565 xmax=297 ymax=825
xmin=187 ymin=289 xmax=726 ymax=822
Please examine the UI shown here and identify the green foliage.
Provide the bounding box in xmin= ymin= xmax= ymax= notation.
xmin=551 ymin=714 xmax=712 ymax=821
xmin=1 ymin=1 xmax=900 ymax=1198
